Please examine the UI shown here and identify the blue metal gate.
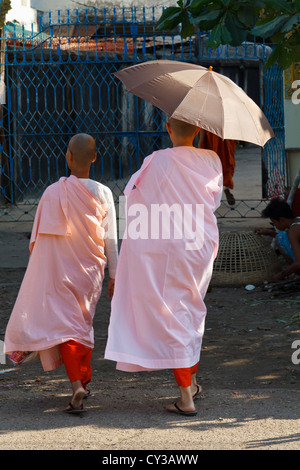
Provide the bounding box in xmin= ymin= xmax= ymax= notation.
xmin=0 ymin=7 xmax=285 ymax=221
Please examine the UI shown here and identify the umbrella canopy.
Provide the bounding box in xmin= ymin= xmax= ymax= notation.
xmin=114 ymin=60 xmax=274 ymax=147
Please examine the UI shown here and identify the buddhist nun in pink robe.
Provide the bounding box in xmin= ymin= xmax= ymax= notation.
xmin=105 ymin=119 xmax=222 ymax=414
xmin=5 ymin=133 xmax=118 ymax=413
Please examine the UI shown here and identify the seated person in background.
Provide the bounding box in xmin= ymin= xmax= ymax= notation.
xmin=254 ymin=197 xmax=300 ymax=281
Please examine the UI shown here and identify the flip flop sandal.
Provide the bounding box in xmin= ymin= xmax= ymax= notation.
xmin=166 ymin=402 xmax=197 ymax=417
xmin=192 ymin=384 xmax=202 ymax=400
xmin=64 ymin=402 xmax=87 ymax=415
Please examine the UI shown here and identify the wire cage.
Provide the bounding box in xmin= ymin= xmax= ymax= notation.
xmin=211 ymin=231 xmax=282 ymax=287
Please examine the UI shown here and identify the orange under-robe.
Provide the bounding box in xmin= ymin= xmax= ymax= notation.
xmin=173 ymin=362 xmax=199 ymax=387
xmin=60 ymin=340 xmax=93 ymax=386
xmin=200 ymin=131 xmax=236 ymax=189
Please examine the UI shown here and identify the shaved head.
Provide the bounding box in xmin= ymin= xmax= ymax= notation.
xmin=68 ymin=133 xmax=96 ymax=169
xmin=167 ymin=118 xmax=200 ymax=138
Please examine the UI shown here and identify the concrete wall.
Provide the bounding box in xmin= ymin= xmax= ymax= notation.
xmin=6 ymin=0 xmax=38 ymax=30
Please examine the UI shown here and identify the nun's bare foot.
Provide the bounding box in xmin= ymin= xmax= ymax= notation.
xmin=70 ymin=380 xmax=86 ymax=409
xmin=192 ymin=384 xmax=202 ymax=400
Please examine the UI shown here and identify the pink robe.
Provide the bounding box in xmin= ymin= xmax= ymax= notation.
xmin=4 ymin=176 xmax=107 ymax=371
xmin=105 ymin=146 xmax=222 ymax=372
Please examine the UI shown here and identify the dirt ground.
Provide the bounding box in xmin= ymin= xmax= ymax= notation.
xmin=1 ymin=254 xmax=300 ymax=451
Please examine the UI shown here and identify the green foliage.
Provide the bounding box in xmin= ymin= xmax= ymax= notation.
xmin=156 ymin=0 xmax=300 ymax=69
xmin=0 ymin=0 xmax=12 ymax=29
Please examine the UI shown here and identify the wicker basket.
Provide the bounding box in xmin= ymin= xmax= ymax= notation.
xmin=211 ymin=231 xmax=282 ymax=287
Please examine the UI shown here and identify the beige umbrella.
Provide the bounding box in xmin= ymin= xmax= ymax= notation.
xmin=114 ymin=60 xmax=274 ymax=146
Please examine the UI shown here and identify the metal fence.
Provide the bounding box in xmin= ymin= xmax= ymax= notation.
xmin=0 ymin=7 xmax=285 ymax=222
